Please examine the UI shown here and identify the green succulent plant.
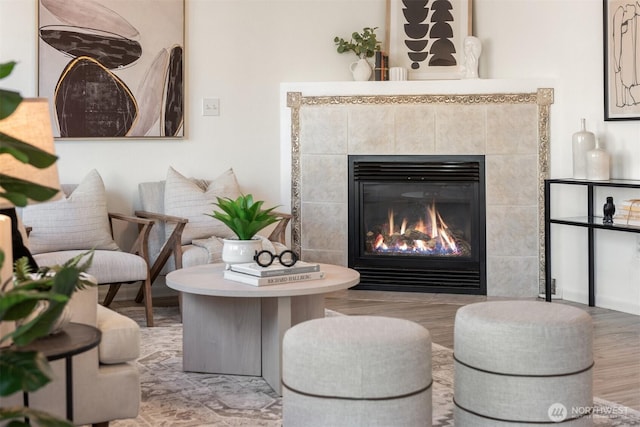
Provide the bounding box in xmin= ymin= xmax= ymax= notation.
xmin=208 ymin=194 xmax=281 ymax=240
xmin=334 ymin=26 xmax=381 ymax=59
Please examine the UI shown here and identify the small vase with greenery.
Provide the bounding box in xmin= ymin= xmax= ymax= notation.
xmin=334 ymin=27 xmax=381 ymax=81
xmin=208 ymin=194 xmax=282 ymax=265
xmin=0 ymin=60 xmax=92 ymax=427
xmin=334 ymin=26 xmax=381 ymax=59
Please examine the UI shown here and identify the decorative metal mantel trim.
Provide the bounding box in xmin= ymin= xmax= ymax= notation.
xmin=288 ymin=89 xmax=554 ymax=293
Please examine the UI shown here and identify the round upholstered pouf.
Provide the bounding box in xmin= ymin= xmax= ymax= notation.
xmin=453 ymin=301 xmax=593 ymax=426
xmin=282 ymin=315 xmax=432 ymax=427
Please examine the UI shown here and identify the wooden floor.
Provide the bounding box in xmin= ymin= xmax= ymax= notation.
xmin=324 ymin=290 xmax=640 ymax=411
xmin=126 ymin=289 xmax=639 ymax=411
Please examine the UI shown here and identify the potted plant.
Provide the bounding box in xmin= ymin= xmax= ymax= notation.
xmin=333 ymin=27 xmax=381 ymax=81
xmin=0 ymin=60 xmax=91 ymax=427
xmin=207 ymin=194 xmax=282 ymax=265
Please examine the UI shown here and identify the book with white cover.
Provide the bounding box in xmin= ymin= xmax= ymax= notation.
xmin=223 ymin=269 xmax=325 ymax=286
xmin=230 ymin=261 xmax=321 ymax=277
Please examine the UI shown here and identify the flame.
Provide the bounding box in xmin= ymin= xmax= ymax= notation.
xmin=373 ymin=234 xmax=387 ymax=250
xmin=428 ymin=201 xmax=438 ymax=237
xmin=415 ymin=218 xmax=426 ymax=234
xmin=400 ymin=218 xmax=407 ymax=235
xmin=371 ymin=199 xmax=463 ymax=255
xmin=415 ymin=240 xmax=428 ymax=250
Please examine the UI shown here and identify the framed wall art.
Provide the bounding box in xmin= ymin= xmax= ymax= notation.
xmin=387 ymin=0 xmax=472 ymax=80
xmin=38 ymin=0 xmax=185 ymax=138
xmin=603 ymin=0 xmax=640 ymax=120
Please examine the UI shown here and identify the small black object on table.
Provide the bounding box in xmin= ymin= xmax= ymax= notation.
xmin=603 ymin=196 xmax=615 ymax=224
xmin=16 ymin=322 xmax=101 ymax=423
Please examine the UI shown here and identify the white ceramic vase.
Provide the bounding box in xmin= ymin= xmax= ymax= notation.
xmin=586 ymin=141 xmax=610 ymax=181
xmin=572 ymin=118 xmax=595 ymax=179
xmin=221 ymin=238 xmax=262 ymax=267
xmin=350 ymin=58 xmax=372 ymax=81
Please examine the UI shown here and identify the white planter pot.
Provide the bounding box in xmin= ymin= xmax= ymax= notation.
xmin=221 ymin=238 xmax=262 ymax=267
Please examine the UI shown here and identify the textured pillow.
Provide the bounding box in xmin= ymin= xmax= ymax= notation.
xmin=22 ymin=169 xmax=119 ymax=254
xmin=164 ymin=166 xmax=241 ymax=244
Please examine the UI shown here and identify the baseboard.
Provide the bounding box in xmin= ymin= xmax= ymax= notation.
xmin=561 ymin=289 xmax=640 ymax=315
xmin=537 ymin=292 xmax=563 ymax=300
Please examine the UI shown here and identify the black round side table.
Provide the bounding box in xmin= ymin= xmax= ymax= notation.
xmin=17 ymin=322 xmax=101 ymax=422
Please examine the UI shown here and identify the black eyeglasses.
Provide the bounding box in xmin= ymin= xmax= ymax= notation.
xmin=254 ymin=250 xmax=298 ymax=267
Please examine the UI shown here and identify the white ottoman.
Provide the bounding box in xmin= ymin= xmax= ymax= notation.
xmin=454 ymin=301 xmax=593 ymax=426
xmin=282 ymin=316 xmax=432 ymax=427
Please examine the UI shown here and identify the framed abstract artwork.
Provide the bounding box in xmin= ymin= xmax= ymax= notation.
xmin=38 ymin=0 xmax=185 ymax=138
xmin=603 ymin=0 xmax=640 ymax=120
xmin=387 ymin=0 xmax=472 ymax=80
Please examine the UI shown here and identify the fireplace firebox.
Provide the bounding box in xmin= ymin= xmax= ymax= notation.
xmin=348 ymin=155 xmax=486 ymax=294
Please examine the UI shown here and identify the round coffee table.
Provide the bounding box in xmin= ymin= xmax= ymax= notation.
xmin=166 ymin=263 xmax=359 ymax=394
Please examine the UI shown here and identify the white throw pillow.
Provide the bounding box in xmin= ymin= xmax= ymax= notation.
xmin=164 ymin=166 xmax=241 ymax=244
xmin=22 ymin=169 xmax=119 ymax=254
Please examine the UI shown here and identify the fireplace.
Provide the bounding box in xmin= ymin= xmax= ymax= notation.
xmin=348 ymin=155 xmax=486 ymax=294
xmin=284 ymin=85 xmax=553 ymax=297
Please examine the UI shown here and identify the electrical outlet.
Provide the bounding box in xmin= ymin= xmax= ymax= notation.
xmin=203 ymin=98 xmax=219 ymax=116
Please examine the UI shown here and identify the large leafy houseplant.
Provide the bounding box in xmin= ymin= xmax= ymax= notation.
xmin=207 ymin=194 xmax=281 ymax=240
xmin=0 ymin=62 xmax=59 ymax=207
xmin=0 ymin=60 xmax=91 ymax=427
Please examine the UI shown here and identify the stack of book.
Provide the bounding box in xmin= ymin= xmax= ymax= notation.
xmin=374 ymin=51 xmax=389 ymax=81
xmin=223 ymin=261 xmax=324 ymax=286
xmin=616 ymin=199 xmax=640 ymax=225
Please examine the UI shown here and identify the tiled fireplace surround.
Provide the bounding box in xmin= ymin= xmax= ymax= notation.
xmin=281 ymin=81 xmax=554 ymax=297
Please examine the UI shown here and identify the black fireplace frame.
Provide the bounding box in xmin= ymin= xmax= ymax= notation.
xmin=348 ymin=155 xmax=486 ymax=294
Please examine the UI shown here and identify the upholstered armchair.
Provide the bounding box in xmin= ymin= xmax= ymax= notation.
xmin=20 ymin=169 xmax=156 ymax=326
xmin=135 ymin=167 xmax=291 ymax=291
xmin=0 ymin=284 xmax=141 ymax=426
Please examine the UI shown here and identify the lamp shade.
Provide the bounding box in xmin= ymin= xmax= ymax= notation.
xmin=0 ymin=98 xmax=60 ymax=208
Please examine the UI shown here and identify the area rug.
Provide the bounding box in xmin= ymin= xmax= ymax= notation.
xmin=111 ymin=306 xmax=640 ymax=427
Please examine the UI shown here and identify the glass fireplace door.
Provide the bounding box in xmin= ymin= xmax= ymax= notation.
xmin=348 ymin=155 xmax=486 ymax=294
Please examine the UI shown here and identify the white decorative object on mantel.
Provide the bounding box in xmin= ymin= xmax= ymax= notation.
xmin=389 ymin=67 xmax=408 ymax=81
xmin=350 ymin=58 xmax=372 ymax=81
xmin=462 ymin=36 xmax=482 ymax=79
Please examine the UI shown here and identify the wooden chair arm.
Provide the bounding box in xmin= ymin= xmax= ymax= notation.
xmin=134 ymin=210 xmax=188 ymax=286
xmin=108 ymin=212 xmax=154 ymax=264
xmin=135 ymin=210 xmax=189 ymax=225
xmin=268 ymin=212 xmax=292 ymax=245
xmin=109 ymin=212 xmax=155 ymax=226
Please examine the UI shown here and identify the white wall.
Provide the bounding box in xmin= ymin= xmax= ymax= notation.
xmin=1 ymin=0 xmax=639 ymax=313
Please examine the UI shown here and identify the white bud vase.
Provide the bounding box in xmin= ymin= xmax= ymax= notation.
xmin=350 ymin=58 xmax=372 ymax=81
xmin=586 ymin=140 xmax=610 ymax=181
xmin=572 ymin=118 xmax=595 ymax=179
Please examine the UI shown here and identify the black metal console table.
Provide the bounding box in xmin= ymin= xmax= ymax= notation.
xmin=544 ymin=178 xmax=640 ymax=306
